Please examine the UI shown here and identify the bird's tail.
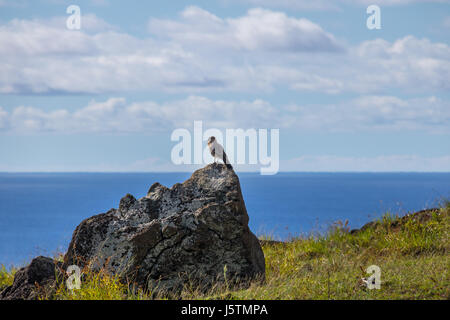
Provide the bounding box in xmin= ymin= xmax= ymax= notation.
xmin=223 ymin=151 xmax=233 ymax=170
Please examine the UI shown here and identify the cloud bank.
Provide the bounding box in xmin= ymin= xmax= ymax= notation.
xmin=238 ymin=0 xmax=450 ymax=11
xmin=1 ymin=95 xmax=449 ymax=134
xmin=0 ymin=7 xmax=449 ymax=95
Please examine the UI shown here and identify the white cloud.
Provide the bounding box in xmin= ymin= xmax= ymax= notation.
xmin=0 ymin=156 xmax=181 ymax=173
xmin=0 ymin=96 xmax=279 ymax=134
xmin=350 ymin=36 xmax=450 ymax=93
xmin=93 ymin=154 xmax=450 ymax=172
xmin=282 ymin=155 xmax=450 ymax=172
xmin=1 ymin=154 xmax=449 ymax=172
xmin=0 ymin=107 xmax=8 ymax=129
xmin=149 ymin=7 xmax=341 ymax=52
xmin=237 ymin=0 xmax=450 ymax=11
xmin=345 ymin=0 xmax=450 ymax=5
xmin=282 ymin=95 xmax=450 ymax=133
xmin=0 ymin=8 xmax=449 ymax=95
xmin=236 ymin=0 xmax=340 ymax=10
xmin=0 ymin=18 xmax=99 ymax=57
xmin=61 ymin=154 xmax=450 ymax=172
xmin=0 ymin=95 xmax=449 ymax=134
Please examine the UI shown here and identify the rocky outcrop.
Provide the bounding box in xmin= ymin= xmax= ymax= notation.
xmin=63 ymin=163 xmax=265 ymax=294
xmin=0 ymin=256 xmax=61 ymax=300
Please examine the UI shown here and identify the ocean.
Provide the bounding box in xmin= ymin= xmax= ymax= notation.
xmin=0 ymin=172 xmax=449 ymax=267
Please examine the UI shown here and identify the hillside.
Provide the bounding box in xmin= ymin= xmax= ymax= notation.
xmin=1 ymin=202 xmax=448 ymax=300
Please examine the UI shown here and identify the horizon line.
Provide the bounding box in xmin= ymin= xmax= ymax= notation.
xmin=1 ymin=171 xmax=450 ymax=174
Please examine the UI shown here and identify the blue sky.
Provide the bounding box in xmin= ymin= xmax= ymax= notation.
xmin=0 ymin=0 xmax=449 ymax=172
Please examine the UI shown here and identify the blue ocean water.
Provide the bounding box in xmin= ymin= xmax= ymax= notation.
xmin=0 ymin=172 xmax=449 ymax=267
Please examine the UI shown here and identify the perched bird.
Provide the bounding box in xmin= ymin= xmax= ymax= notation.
xmin=207 ymin=136 xmax=233 ymax=169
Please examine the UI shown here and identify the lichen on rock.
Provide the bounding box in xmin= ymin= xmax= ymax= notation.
xmin=63 ymin=163 xmax=265 ymax=294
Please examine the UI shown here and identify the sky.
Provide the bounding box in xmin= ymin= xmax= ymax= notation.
xmin=0 ymin=0 xmax=449 ymax=172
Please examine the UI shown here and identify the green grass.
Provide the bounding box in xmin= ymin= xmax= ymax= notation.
xmin=52 ymin=268 xmax=139 ymax=300
xmin=0 ymin=265 xmax=16 ymax=292
xmin=1 ymin=204 xmax=449 ymax=300
xmin=200 ymin=205 xmax=449 ymax=300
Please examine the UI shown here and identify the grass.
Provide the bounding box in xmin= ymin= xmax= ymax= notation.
xmin=1 ymin=203 xmax=449 ymax=300
xmin=52 ymin=268 xmax=137 ymax=300
xmin=0 ymin=265 xmax=16 ymax=293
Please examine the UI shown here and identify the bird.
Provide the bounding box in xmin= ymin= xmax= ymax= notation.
xmin=207 ymin=136 xmax=233 ymax=169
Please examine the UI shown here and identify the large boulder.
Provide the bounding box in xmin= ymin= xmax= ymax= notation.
xmin=63 ymin=163 xmax=265 ymax=294
xmin=0 ymin=256 xmax=61 ymax=300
